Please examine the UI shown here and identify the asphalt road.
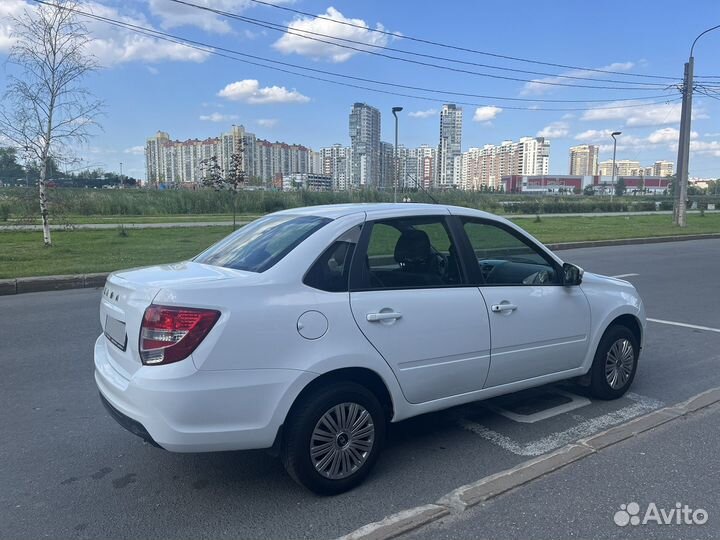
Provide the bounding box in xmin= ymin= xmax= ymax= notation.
xmin=1 ymin=239 xmax=719 ymax=540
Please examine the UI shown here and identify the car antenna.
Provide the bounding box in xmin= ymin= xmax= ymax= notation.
xmin=405 ymin=173 xmax=439 ymax=204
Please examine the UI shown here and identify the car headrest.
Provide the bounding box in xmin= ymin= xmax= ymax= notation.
xmin=394 ymin=229 xmax=432 ymax=264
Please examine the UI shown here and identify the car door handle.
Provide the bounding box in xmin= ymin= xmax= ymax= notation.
xmin=491 ymin=303 xmax=518 ymax=313
xmin=366 ymin=311 xmax=403 ymax=322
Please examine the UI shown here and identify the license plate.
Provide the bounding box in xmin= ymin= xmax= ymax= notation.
xmin=104 ymin=315 xmax=127 ymax=351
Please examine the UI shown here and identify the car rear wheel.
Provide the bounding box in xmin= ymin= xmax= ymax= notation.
xmin=281 ymin=382 xmax=386 ymax=495
xmin=589 ymin=324 xmax=639 ymax=400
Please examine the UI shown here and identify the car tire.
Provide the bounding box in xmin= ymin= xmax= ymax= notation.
xmin=281 ymin=381 xmax=386 ymax=495
xmin=589 ymin=324 xmax=639 ymax=400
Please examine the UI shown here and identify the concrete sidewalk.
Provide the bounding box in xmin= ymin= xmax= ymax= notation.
xmin=405 ymin=403 xmax=720 ymax=540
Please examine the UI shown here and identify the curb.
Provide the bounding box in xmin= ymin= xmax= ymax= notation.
xmin=337 ymin=386 xmax=720 ymax=540
xmin=547 ymin=232 xmax=720 ymax=251
xmin=0 ymin=272 xmax=109 ymax=296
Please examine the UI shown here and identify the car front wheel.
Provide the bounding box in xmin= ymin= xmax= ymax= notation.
xmin=281 ymin=382 xmax=386 ymax=495
xmin=589 ymin=324 xmax=639 ymax=400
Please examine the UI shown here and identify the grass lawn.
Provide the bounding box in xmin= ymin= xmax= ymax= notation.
xmin=517 ymin=214 xmax=720 ymax=243
xmin=1 ymin=214 xmax=719 ymax=279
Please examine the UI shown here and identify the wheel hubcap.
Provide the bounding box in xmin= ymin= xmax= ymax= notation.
xmin=605 ymin=338 xmax=635 ymax=390
xmin=310 ymin=402 xmax=375 ymax=480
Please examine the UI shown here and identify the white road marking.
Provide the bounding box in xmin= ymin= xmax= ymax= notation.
xmin=647 ymin=318 xmax=720 ymax=334
xmin=459 ymin=392 xmax=663 ymax=456
xmin=611 ymin=273 xmax=640 ymax=278
xmin=485 ymin=390 xmax=591 ymax=424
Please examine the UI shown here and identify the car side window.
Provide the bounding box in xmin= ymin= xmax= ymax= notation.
xmin=304 ymin=225 xmax=361 ymax=292
xmin=461 ymin=218 xmax=559 ymax=286
xmin=357 ymin=216 xmax=464 ymax=290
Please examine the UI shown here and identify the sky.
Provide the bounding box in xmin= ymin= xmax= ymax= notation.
xmin=1 ymin=0 xmax=719 ymax=181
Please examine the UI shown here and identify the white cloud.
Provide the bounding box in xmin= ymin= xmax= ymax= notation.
xmin=646 ymin=127 xmax=698 ymax=144
xmin=200 ymin=112 xmax=239 ymax=122
xmin=575 ymin=129 xmax=615 ymax=142
xmin=124 ymin=146 xmax=145 ymax=155
xmin=0 ymin=0 xmax=26 ymax=52
xmin=408 ymin=109 xmax=437 ymax=119
xmin=473 ymin=106 xmax=502 ymax=122
xmin=579 ymin=101 xmax=709 ymax=128
xmin=256 ymin=118 xmax=278 ymax=127
xmin=218 ymin=79 xmax=310 ymax=104
xmin=689 ymin=140 xmax=720 ymax=157
xmin=148 ymin=0 xmax=239 ymax=34
xmin=146 ymin=66 xmax=159 ymax=75
xmin=273 ymin=7 xmax=394 ymax=63
xmin=0 ymin=1 xmax=210 ymax=64
xmin=536 ymin=121 xmax=569 ymax=138
xmin=521 ymin=62 xmax=635 ymax=95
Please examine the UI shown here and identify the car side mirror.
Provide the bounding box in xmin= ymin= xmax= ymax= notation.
xmin=562 ymin=263 xmax=583 ymax=286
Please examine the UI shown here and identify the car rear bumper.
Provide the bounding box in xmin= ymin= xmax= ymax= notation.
xmin=94 ymin=335 xmax=315 ymax=452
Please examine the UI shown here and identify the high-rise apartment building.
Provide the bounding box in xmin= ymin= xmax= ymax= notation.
xmin=145 ymin=125 xmax=311 ymax=185
xmin=415 ymin=145 xmax=437 ymax=189
xmin=320 ymin=144 xmax=353 ymax=190
xmin=380 ymin=141 xmax=395 ymax=189
xmin=437 ymin=104 xmax=463 ymax=187
xmin=653 ymin=160 xmax=674 ymax=177
xmin=599 ymin=160 xmax=642 ymax=177
xmin=459 ymin=137 xmax=550 ymax=190
xmin=349 ymin=103 xmax=381 ymax=187
xmin=569 ymin=144 xmax=599 ymax=176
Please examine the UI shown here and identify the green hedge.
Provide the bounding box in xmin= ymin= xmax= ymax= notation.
xmin=1 ymin=187 xmax=713 ymax=220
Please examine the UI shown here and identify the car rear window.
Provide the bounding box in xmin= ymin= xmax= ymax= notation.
xmin=194 ymin=214 xmax=331 ymax=272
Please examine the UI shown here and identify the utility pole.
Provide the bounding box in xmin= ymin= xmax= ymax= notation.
xmin=119 ymin=161 xmax=124 ymax=189
xmin=392 ymin=106 xmax=403 ymax=203
xmin=610 ymin=132 xmax=621 ymax=202
xmin=674 ymin=60 xmax=693 ymax=226
xmin=674 ymin=24 xmax=720 ymax=226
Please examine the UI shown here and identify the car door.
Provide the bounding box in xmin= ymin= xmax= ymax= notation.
xmin=348 ymin=214 xmax=492 ymax=404
xmin=456 ymin=217 xmax=591 ymax=388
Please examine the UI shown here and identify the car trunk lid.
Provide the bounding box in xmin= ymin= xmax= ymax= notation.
xmin=99 ymin=262 xmax=238 ymax=377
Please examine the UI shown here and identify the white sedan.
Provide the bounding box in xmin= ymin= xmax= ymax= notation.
xmin=95 ymin=203 xmax=645 ymax=494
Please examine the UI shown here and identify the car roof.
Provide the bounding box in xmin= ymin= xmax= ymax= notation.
xmin=273 ymin=202 xmax=499 ymax=221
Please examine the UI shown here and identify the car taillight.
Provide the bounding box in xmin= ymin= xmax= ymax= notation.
xmin=139 ymin=305 xmax=220 ymax=365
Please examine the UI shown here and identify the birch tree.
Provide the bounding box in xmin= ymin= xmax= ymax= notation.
xmin=0 ymin=0 xmax=101 ymax=246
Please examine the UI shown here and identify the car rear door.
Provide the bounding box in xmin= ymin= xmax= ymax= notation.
xmin=348 ymin=212 xmax=492 ymax=404
xmin=455 ymin=216 xmax=591 ymax=388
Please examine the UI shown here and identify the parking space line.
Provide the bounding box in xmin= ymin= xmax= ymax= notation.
xmin=459 ymin=393 xmax=663 ymax=456
xmin=611 ymin=273 xmax=640 ymax=278
xmin=648 ymin=318 xmax=720 ymax=334
xmin=485 ymin=390 xmax=591 ymax=424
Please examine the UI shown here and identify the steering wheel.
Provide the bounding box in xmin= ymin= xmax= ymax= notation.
xmin=522 ymin=270 xmax=551 ymax=285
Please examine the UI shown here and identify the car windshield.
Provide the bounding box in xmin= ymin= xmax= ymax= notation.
xmin=193 ymin=214 xmax=331 ymax=272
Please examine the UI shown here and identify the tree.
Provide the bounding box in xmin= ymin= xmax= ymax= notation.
xmin=583 ymin=185 xmax=595 ymax=196
xmin=200 ymin=146 xmax=247 ymax=230
xmin=615 ymin=178 xmax=626 ymax=197
xmin=226 ymin=147 xmax=247 ymax=230
xmin=200 ymin=155 xmax=224 ymax=191
xmin=0 ymin=1 xmax=102 ymax=246
xmin=0 ymin=147 xmax=25 ymax=184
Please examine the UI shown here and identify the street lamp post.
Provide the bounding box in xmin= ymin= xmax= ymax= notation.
xmin=392 ymin=106 xmax=403 ymax=203
xmin=674 ymin=24 xmax=720 ymax=227
xmin=610 ymin=131 xmax=621 ymax=202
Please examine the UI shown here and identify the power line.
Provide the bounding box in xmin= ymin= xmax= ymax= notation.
xmin=34 ymin=1 xmax=681 ymax=112
xmin=244 ymin=0 xmax=682 ymax=81
xmin=164 ymin=0 xmax=673 ymax=91
xmin=167 ymin=0 xmax=677 ymax=89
